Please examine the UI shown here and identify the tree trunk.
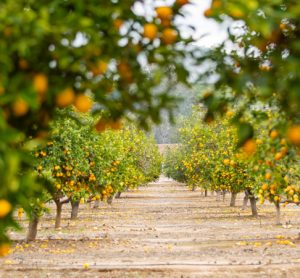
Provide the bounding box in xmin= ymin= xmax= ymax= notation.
xmin=216 ymin=191 xmax=221 ymax=201
xmin=107 ymin=195 xmax=113 ymax=205
xmin=242 ymin=193 xmax=249 ymax=210
xmin=55 ymin=200 xmax=63 ymax=229
xmin=222 ymin=190 xmax=226 ymax=202
xmin=71 ymin=200 xmax=80 ymax=219
xmin=249 ymin=196 xmax=258 ymax=217
xmin=26 ymin=212 xmax=39 ymax=242
xmin=115 ymin=192 xmax=122 ymax=199
xmin=93 ymin=199 xmax=100 ymax=208
xmin=211 ymin=191 xmax=214 ymax=196
xmin=230 ymin=192 xmax=237 ymax=207
xmin=204 ymin=189 xmax=208 ymax=197
xmin=192 ymin=185 xmax=196 ymax=191
xmin=275 ymin=203 xmax=281 ymax=225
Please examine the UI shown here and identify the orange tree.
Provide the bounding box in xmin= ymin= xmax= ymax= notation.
xmin=202 ymin=1 xmax=300 ymax=146
xmin=0 ymin=0 xmax=191 ymax=249
xmin=26 ymin=111 xmax=162 ymax=241
xmin=164 ymin=107 xmax=257 ymax=213
xmin=32 ymin=109 xmax=99 ymax=233
xmin=246 ymin=110 xmax=300 ymax=224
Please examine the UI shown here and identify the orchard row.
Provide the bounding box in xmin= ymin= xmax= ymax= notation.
xmin=164 ymin=107 xmax=300 ymax=224
xmin=0 ymin=108 xmax=161 ymax=255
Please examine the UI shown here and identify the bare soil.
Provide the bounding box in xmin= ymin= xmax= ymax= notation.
xmin=1 ymin=177 xmax=300 ymax=277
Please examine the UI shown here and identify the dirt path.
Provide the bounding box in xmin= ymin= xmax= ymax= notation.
xmin=1 ymin=177 xmax=300 ymax=277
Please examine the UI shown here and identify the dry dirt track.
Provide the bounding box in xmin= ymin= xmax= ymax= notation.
xmin=1 ymin=177 xmax=300 ymax=278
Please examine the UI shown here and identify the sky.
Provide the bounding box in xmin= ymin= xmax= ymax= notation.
xmin=182 ymin=0 xmax=228 ymax=47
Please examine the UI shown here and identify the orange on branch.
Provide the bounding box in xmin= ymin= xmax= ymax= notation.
xmin=176 ymin=0 xmax=189 ymax=6
xmin=161 ymin=28 xmax=178 ymax=45
xmin=287 ymin=125 xmax=300 ymax=145
xmin=12 ymin=98 xmax=29 ymax=117
xmin=270 ymin=130 xmax=279 ymax=139
xmin=242 ymin=139 xmax=256 ymax=156
xmin=113 ymin=19 xmax=123 ymax=30
xmin=0 ymin=199 xmax=12 ymax=218
xmin=155 ymin=6 xmax=173 ymax=20
xmin=74 ymin=94 xmax=93 ymax=113
xmin=56 ymin=88 xmax=75 ymax=108
xmin=33 ymin=73 xmax=48 ymax=96
xmin=0 ymin=243 xmax=10 ymax=257
xmin=143 ymin=23 xmax=158 ymax=40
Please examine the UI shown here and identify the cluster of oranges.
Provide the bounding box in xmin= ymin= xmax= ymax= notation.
xmin=142 ymin=1 xmax=190 ymax=45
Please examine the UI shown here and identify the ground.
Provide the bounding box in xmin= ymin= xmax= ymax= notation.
xmin=1 ymin=177 xmax=300 ymax=277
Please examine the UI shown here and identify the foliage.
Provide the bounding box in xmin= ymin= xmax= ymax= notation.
xmin=0 ymin=0 xmax=190 ymax=247
xmin=202 ymin=0 xmax=300 ymax=145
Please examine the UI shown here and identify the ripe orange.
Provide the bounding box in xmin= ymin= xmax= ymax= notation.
xmin=275 ymin=152 xmax=283 ymax=160
xmin=161 ymin=28 xmax=178 ymax=44
xmin=56 ymin=88 xmax=75 ymax=108
xmin=0 ymin=243 xmax=10 ymax=257
xmin=212 ymin=0 xmax=222 ymax=8
xmin=265 ymin=172 xmax=272 ymax=180
xmin=287 ymin=125 xmax=300 ymax=145
xmin=117 ymin=62 xmax=133 ymax=82
xmin=176 ymin=0 xmax=189 ymax=6
xmin=204 ymin=8 xmax=213 ymax=17
xmin=242 ymin=139 xmax=256 ymax=155
xmin=155 ymin=6 xmax=173 ymax=20
xmin=92 ymin=61 xmax=108 ymax=76
xmin=270 ymin=130 xmax=279 ymax=139
xmin=113 ymin=18 xmax=123 ymax=30
xmin=12 ymin=98 xmax=29 ymax=117
xmin=0 ymin=199 xmax=12 ymax=218
xmin=143 ymin=23 xmax=158 ymax=40
xmin=33 ymin=73 xmax=48 ymax=95
xmin=223 ymin=159 xmax=230 ymax=165
xmin=261 ymin=183 xmax=268 ymax=191
xmin=274 ymin=196 xmax=280 ymax=202
xmin=108 ymin=119 xmax=123 ymax=130
xmin=74 ymin=94 xmax=92 ymax=113
xmin=95 ymin=119 xmax=107 ymax=132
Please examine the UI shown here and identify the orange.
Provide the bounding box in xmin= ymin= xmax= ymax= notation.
xmin=117 ymin=62 xmax=133 ymax=82
xmin=223 ymin=159 xmax=230 ymax=165
xmin=242 ymin=139 xmax=256 ymax=155
xmin=74 ymin=94 xmax=93 ymax=113
xmin=19 ymin=59 xmax=28 ymax=70
xmin=0 ymin=243 xmax=10 ymax=257
xmin=270 ymin=130 xmax=279 ymax=139
xmin=33 ymin=73 xmax=48 ymax=95
xmin=113 ymin=19 xmax=123 ymax=30
xmin=92 ymin=61 xmax=108 ymax=76
xmin=287 ymin=125 xmax=300 ymax=145
xmin=155 ymin=6 xmax=173 ymax=20
xmin=12 ymin=98 xmax=29 ymax=117
xmin=161 ymin=28 xmax=178 ymax=44
xmin=95 ymin=119 xmax=107 ymax=132
xmin=0 ymin=86 xmax=4 ymax=95
xmin=56 ymin=88 xmax=75 ymax=107
xmin=261 ymin=183 xmax=268 ymax=191
xmin=212 ymin=0 xmax=222 ymax=8
xmin=274 ymin=196 xmax=280 ymax=203
xmin=0 ymin=199 xmax=12 ymax=218
xmin=143 ymin=23 xmax=158 ymax=40
xmin=275 ymin=152 xmax=283 ymax=160
xmin=204 ymin=8 xmax=213 ymax=17
xmin=108 ymin=119 xmax=123 ymax=130
xmin=265 ymin=172 xmax=272 ymax=180
xmin=176 ymin=0 xmax=189 ymax=6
